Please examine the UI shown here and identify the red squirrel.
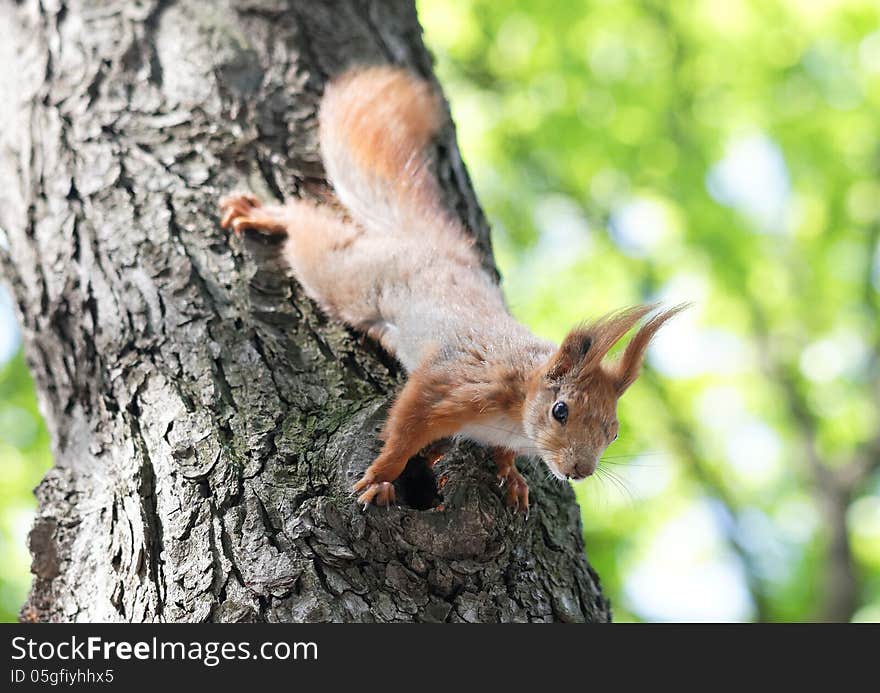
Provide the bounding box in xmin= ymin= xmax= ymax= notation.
xmin=219 ymin=66 xmax=685 ymax=511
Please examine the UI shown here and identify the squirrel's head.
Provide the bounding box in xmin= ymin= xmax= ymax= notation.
xmin=522 ymin=304 xmax=687 ymax=481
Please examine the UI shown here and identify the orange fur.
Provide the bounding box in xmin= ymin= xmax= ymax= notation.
xmin=219 ymin=66 xmax=687 ymax=511
xmin=613 ymin=304 xmax=690 ymax=393
xmin=319 ymin=66 xmax=456 ymax=238
xmin=321 ymin=67 xmax=441 ymax=182
xmin=546 ymin=305 xmax=655 ymax=380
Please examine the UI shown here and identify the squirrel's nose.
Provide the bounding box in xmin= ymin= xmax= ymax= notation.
xmin=571 ymin=458 xmax=597 ymax=480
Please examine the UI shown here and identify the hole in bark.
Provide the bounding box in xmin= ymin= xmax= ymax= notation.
xmin=397 ymin=457 xmax=440 ymax=510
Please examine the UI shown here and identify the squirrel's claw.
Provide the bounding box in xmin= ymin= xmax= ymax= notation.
xmin=219 ymin=193 xmax=287 ymax=235
xmin=219 ymin=193 xmax=261 ymax=232
xmin=497 ymin=466 xmax=530 ymax=515
xmin=354 ymin=478 xmax=397 ymax=508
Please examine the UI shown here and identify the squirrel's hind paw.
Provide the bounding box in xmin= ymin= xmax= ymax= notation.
xmin=220 ymin=193 xmax=260 ymax=229
xmin=219 ymin=193 xmax=286 ymax=235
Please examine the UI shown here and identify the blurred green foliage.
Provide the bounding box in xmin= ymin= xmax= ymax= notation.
xmin=419 ymin=0 xmax=880 ymax=621
xmin=1 ymin=0 xmax=879 ymax=623
xmin=0 ymin=351 xmax=51 ymax=623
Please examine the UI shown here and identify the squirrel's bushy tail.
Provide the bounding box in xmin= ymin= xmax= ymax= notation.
xmin=319 ymin=66 xmax=449 ymax=234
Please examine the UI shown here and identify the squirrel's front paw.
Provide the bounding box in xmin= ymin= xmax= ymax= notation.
xmin=498 ymin=465 xmax=530 ymax=514
xmin=353 ymin=475 xmax=397 ymax=508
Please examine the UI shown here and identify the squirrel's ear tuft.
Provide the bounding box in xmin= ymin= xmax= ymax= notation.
xmin=613 ymin=303 xmax=690 ymax=394
xmin=547 ymin=304 xmax=684 ymax=384
xmin=546 ymin=330 xmax=593 ymax=381
xmin=547 ymin=305 xmax=659 ymax=382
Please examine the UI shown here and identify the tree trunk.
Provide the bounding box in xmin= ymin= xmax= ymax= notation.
xmin=0 ymin=0 xmax=610 ymax=623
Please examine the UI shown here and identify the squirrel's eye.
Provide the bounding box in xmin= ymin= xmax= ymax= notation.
xmin=551 ymin=401 xmax=568 ymax=424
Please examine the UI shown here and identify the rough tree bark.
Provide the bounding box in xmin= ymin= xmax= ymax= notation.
xmin=0 ymin=0 xmax=610 ymax=623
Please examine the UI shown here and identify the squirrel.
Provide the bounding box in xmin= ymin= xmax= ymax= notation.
xmin=219 ymin=65 xmax=685 ymax=511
